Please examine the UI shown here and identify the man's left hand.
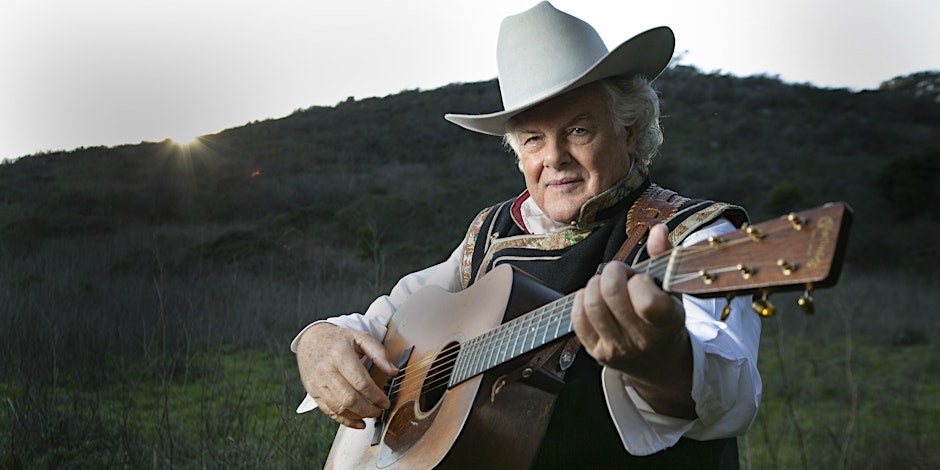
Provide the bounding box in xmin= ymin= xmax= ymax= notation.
xmin=570 ymin=223 xmax=697 ymax=419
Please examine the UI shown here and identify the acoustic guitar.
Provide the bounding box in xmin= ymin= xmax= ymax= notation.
xmin=325 ymin=202 xmax=853 ymax=469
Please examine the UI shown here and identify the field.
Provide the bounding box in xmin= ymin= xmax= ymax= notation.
xmin=1 ymin=227 xmax=937 ymax=468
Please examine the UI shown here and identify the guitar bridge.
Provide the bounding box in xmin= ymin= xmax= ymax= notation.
xmin=371 ymin=346 xmax=413 ymax=446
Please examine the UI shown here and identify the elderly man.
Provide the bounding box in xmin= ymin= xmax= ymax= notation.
xmin=293 ymin=2 xmax=761 ymax=468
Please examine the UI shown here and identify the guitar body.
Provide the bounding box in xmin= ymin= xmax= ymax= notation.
xmin=325 ymin=265 xmax=566 ymax=469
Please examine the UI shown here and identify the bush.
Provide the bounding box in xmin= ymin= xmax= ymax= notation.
xmin=767 ymin=179 xmax=808 ymax=214
xmin=877 ymin=146 xmax=940 ymax=220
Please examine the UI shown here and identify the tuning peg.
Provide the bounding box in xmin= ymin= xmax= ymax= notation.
xmin=776 ymin=259 xmax=795 ymax=276
xmin=744 ymin=224 xmax=766 ymax=241
xmin=752 ymin=292 xmax=776 ymax=317
xmin=721 ymin=296 xmax=732 ymax=321
xmin=798 ymin=286 xmax=815 ymax=315
xmin=698 ymin=270 xmax=715 ymax=285
xmin=707 ymin=236 xmax=726 ymax=248
xmin=787 ymin=213 xmax=807 ymax=231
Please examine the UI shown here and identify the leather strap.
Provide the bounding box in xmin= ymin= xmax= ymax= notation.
xmin=615 ymin=184 xmax=689 ymax=263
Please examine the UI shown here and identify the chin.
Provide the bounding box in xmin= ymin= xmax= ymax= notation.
xmin=547 ymin=210 xmax=579 ymax=224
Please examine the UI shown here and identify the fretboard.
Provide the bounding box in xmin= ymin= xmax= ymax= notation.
xmin=448 ymin=294 xmax=577 ymax=386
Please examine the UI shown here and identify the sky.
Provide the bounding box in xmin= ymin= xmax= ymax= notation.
xmin=1 ymin=0 xmax=938 ymax=161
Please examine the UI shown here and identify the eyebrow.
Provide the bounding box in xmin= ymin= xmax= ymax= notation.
xmin=564 ymin=113 xmax=593 ymax=129
xmin=514 ymin=112 xmax=594 ymax=135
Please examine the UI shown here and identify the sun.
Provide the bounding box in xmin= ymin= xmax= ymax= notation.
xmin=169 ymin=134 xmax=201 ymax=147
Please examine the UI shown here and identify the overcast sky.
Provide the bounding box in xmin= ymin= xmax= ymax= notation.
xmin=1 ymin=0 xmax=937 ymax=161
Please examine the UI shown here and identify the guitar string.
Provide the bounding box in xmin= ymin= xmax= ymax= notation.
xmin=382 ymin=220 xmax=812 ymax=397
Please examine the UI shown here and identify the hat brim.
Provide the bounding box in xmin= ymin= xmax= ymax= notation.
xmin=445 ymin=26 xmax=675 ymax=136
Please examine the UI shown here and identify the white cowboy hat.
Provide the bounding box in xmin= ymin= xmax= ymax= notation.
xmin=445 ymin=1 xmax=675 ymax=136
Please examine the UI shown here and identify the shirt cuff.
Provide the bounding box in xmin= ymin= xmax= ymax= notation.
xmin=601 ymin=366 xmax=696 ymax=456
xmin=297 ymin=393 xmax=318 ymax=413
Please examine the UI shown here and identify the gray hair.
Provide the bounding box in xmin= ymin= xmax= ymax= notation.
xmin=503 ymin=75 xmax=663 ymax=171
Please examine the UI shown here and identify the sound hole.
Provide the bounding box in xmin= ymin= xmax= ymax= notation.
xmin=418 ymin=341 xmax=458 ymax=413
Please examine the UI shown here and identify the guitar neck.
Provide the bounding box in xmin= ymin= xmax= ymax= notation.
xmin=448 ymin=202 xmax=852 ymax=387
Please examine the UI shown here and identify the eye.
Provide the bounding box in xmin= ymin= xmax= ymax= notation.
xmin=522 ymin=135 xmax=542 ymax=146
xmin=568 ymin=127 xmax=591 ymax=143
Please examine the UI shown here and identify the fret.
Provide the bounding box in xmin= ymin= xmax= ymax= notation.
xmin=528 ymin=308 xmax=540 ymax=351
xmin=540 ymin=305 xmax=555 ymax=343
xmin=466 ymin=335 xmax=482 ymax=379
xmin=484 ymin=330 xmax=496 ymax=372
xmin=455 ymin=338 xmax=471 ymax=384
xmin=465 ymin=336 xmax=481 ymax=381
xmin=511 ymin=313 xmax=525 ymax=358
xmin=473 ymin=331 xmax=485 ymax=376
xmin=451 ymin=344 xmax=465 ymax=385
xmin=487 ymin=328 xmax=501 ymax=371
xmin=498 ymin=324 xmax=511 ymax=366
xmin=490 ymin=332 xmax=501 ymax=375
xmin=510 ymin=317 xmax=521 ymax=358
xmin=522 ymin=310 xmax=536 ymax=355
xmin=540 ymin=306 xmax=551 ymax=346
xmin=545 ymin=306 xmax=557 ymax=342
xmin=554 ymin=299 xmax=567 ymax=338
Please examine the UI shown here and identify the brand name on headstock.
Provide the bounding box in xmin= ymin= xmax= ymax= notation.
xmin=806 ymin=216 xmax=834 ymax=269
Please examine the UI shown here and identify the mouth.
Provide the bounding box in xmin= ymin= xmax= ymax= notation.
xmin=546 ymin=177 xmax=582 ymax=190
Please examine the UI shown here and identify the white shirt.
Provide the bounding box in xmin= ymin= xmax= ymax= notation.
xmin=291 ymin=204 xmax=762 ymax=456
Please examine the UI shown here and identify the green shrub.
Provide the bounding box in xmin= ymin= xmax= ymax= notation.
xmin=877 ymin=146 xmax=940 ymax=220
xmin=767 ymin=179 xmax=808 ymax=214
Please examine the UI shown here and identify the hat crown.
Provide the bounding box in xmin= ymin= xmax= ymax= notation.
xmin=496 ymin=2 xmax=609 ymax=110
xmin=444 ymin=2 xmax=673 ymax=136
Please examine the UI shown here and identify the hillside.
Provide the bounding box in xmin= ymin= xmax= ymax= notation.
xmin=1 ymin=66 xmax=939 ymax=468
xmin=2 ymin=67 xmax=938 ymax=273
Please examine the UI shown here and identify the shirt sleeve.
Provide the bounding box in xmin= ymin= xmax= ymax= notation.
xmin=601 ymin=218 xmax=763 ymax=455
xmin=291 ymin=243 xmax=465 ymax=413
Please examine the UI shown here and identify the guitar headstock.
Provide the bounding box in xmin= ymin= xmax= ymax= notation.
xmin=661 ymin=202 xmax=853 ymax=314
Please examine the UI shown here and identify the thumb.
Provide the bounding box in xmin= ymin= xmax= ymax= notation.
xmin=646 ymin=223 xmax=672 ymax=258
xmin=353 ymin=332 xmax=399 ymax=376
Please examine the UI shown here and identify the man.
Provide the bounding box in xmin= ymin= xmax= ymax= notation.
xmin=293 ymin=2 xmax=761 ymax=468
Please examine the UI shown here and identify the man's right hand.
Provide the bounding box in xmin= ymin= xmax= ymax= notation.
xmin=295 ymin=323 xmax=399 ymax=429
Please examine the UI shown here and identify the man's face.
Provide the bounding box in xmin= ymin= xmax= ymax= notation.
xmin=512 ymin=86 xmax=635 ymax=224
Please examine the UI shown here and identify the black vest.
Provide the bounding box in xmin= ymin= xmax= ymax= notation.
xmin=466 ymin=181 xmax=743 ymax=469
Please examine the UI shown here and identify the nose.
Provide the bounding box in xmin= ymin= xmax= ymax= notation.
xmin=542 ymin=137 xmax=571 ymax=168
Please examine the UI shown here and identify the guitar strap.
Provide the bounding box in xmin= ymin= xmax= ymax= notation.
xmin=493 ymin=185 xmax=689 ymax=397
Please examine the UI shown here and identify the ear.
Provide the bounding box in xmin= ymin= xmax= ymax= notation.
xmin=624 ymin=124 xmax=638 ymax=155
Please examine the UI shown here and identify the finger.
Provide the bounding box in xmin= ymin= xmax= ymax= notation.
xmin=317 ymin=400 xmax=367 ymax=429
xmin=646 ymin=223 xmax=672 ymax=258
xmin=332 ymin=350 xmax=391 ymax=411
xmin=353 ymin=332 xmax=400 ymax=377
xmin=571 ymin=287 xmax=600 ymax=348
xmin=626 ymin=273 xmax=684 ymax=330
xmin=597 ymin=262 xmax=638 ymax=331
xmin=313 ymin=369 xmax=386 ymax=425
xmin=576 ymin=269 xmax=626 ymax=349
